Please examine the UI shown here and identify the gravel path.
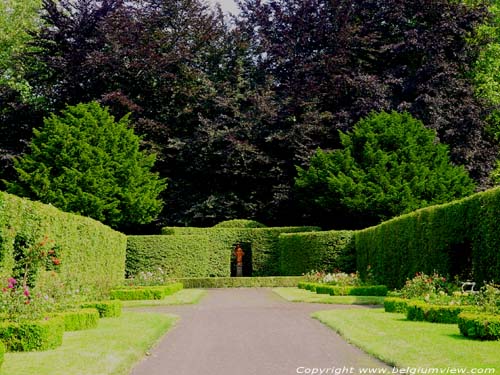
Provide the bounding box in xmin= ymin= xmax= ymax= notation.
xmin=129 ymin=288 xmax=389 ymax=375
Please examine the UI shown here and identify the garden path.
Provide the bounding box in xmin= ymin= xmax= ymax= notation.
xmin=129 ymin=288 xmax=389 ymax=375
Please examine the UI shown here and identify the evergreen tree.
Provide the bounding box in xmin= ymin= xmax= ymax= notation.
xmin=295 ymin=111 xmax=476 ymax=229
xmin=6 ymin=102 xmax=166 ymax=230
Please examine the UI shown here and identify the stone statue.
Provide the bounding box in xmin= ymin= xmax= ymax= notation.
xmin=234 ymin=244 xmax=245 ymax=276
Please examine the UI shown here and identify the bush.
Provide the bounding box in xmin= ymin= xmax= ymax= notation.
xmin=57 ymin=308 xmax=100 ymax=331
xmin=0 ymin=191 xmax=126 ymax=300
xmin=7 ymin=102 xmax=166 ymax=230
xmin=384 ymin=297 xmax=410 ymax=313
xmin=356 ymin=187 xmax=500 ymax=288
xmin=0 ymin=316 xmax=64 ymax=351
xmin=406 ymin=301 xmax=476 ymax=324
xmin=0 ymin=340 xmax=4 ymax=367
xmin=81 ymin=301 xmax=122 ymax=318
xmin=213 ymin=219 xmax=267 ymax=228
xmin=278 ymin=230 xmax=356 ymax=275
xmin=168 ymin=277 xmax=305 ymax=288
xmin=458 ymin=312 xmax=500 ymax=340
xmin=300 ymin=282 xmax=387 ymax=296
xmin=110 ymin=283 xmax=183 ymax=300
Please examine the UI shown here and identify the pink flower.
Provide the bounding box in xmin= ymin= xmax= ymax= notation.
xmin=23 ymin=288 xmax=30 ymax=297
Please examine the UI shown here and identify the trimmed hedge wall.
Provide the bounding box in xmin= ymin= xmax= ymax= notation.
xmin=57 ymin=308 xmax=100 ymax=331
xmin=356 ymin=187 xmax=500 ymax=288
xmin=0 ymin=191 xmax=126 ymax=298
xmin=110 ymin=283 xmax=183 ymax=300
xmin=150 ymin=226 xmax=319 ymax=277
xmin=405 ymin=301 xmax=476 ymax=324
xmin=168 ymin=276 xmax=305 ymax=288
xmin=458 ymin=312 xmax=500 ymax=340
xmin=81 ymin=300 xmax=122 ymax=318
xmin=279 ymin=230 xmax=356 ymax=275
xmin=0 ymin=316 xmax=64 ymax=351
xmin=127 ymin=235 xmax=228 ymax=277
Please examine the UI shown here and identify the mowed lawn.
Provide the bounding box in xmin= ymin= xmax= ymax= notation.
xmin=273 ymin=287 xmax=385 ymax=305
xmin=313 ymin=308 xmax=500 ymax=371
xmin=0 ymin=312 xmax=177 ymax=375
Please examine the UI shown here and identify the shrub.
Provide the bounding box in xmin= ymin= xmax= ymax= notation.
xmin=213 ymin=220 xmax=267 ymax=228
xmin=0 ymin=340 xmax=4 ymax=367
xmin=110 ymin=283 xmax=183 ymax=300
xmin=57 ymin=308 xmax=100 ymax=331
xmin=356 ymin=187 xmax=500 ymax=288
xmin=302 ymin=282 xmax=387 ymax=296
xmin=0 ymin=191 xmax=126 ymax=300
xmin=81 ymin=301 xmax=122 ymax=318
xmin=398 ymin=272 xmax=451 ymax=299
xmin=384 ymin=297 xmax=410 ymax=313
xmin=406 ymin=301 xmax=476 ymax=324
xmin=7 ymin=101 xmax=166 ymax=230
xmin=0 ymin=316 xmax=64 ymax=351
xmin=278 ymin=231 xmax=356 ymax=275
xmin=458 ymin=312 xmax=500 ymax=340
xmin=168 ymin=277 xmax=305 ymax=288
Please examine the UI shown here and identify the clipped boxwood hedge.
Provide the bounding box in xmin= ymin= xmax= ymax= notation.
xmin=458 ymin=312 xmax=500 ymax=340
xmin=0 ymin=316 xmax=64 ymax=351
xmin=406 ymin=301 xmax=476 ymax=324
xmin=57 ymin=308 xmax=100 ymax=331
xmin=212 ymin=219 xmax=267 ymax=228
xmin=110 ymin=282 xmax=183 ymax=300
xmin=0 ymin=191 xmax=126 ymax=298
xmin=0 ymin=341 xmax=4 ymax=368
xmin=356 ymin=187 xmax=500 ymax=288
xmin=81 ymin=300 xmax=122 ymax=318
xmin=384 ymin=297 xmax=411 ymax=313
xmin=279 ymin=230 xmax=356 ymax=275
xmin=298 ymin=282 xmax=387 ymax=296
xmin=168 ymin=276 xmax=305 ymax=288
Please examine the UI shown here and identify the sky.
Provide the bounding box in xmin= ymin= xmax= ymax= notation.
xmin=207 ymin=0 xmax=240 ymax=14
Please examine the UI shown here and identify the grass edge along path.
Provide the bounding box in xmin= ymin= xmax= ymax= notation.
xmin=313 ymin=308 xmax=500 ymax=372
xmin=122 ymin=289 xmax=206 ymax=308
xmin=0 ymin=311 xmax=177 ymax=375
xmin=273 ymin=287 xmax=385 ymax=305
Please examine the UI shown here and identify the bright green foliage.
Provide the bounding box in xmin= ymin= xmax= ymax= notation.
xmin=110 ymin=283 xmax=183 ymax=300
xmin=160 ymin=226 xmax=320 ymax=276
xmin=0 ymin=191 xmax=126 ymax=300
xmin=7 ymin=102 xmax=166 ymax=230
xmin=81 ymin=301 xmax=122 ymax=318
xmin=299 ymin=282 xmax=388 ymax=297
xmin=458 ymin=312 xmax=500 ymax=340
xmin=405 ymin=301 xmax=476 ymax=324
xmin=167 ymin=277 xmax=305 ymax=288
xmin=213 ymin=219 xmax=267 ymax=228
xmin=296 ymin=111 xmax=476 ymax=228
xmin=0 ymin=0 xmax=41 ymax=95
xmin=383 ymin=297 xmax=410 ymax=313
xmin=0 ymin=316 xmax=64 ymax=352
xmin=279 ymin=230 xmax=355 ymax=275
xmin=0 ymin=340 xmax=4 ymax=367
xmin=356 ymin=187 xmax=500 ymax=289
xmin=57 ymin=308 xmax=100 ymax=331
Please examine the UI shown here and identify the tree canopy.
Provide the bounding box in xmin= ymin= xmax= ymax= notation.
xmin=295 ymin=111 xmax=476 ymax=228
xmin=6 ymin=102 xmax=166 ymax=230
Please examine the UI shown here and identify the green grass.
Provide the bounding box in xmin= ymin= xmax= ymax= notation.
xmin=273 ymin=287 xmax=385 ymax=305
xmin=313 ymin=308 xmax=500 ymax=370
xmin=0 ymin=311 xmax=177 ymax=375
xmin=121 ymin=289 xmax=206 ymax=308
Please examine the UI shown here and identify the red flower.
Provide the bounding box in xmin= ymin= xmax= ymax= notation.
xmin=52 ymin=257 xmax=61 ymax=265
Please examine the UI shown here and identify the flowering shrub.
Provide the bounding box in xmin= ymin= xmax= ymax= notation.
xmin=474 ymin=283 xmax=500 ymax=314
xmin=398 ymin=272 xmax=452 ymax=299
xmin=303 ymin=270 xmax=362 ymax=286
xmin=125 ymin=267 xmax=169 ymax=286
xmin=0 ymin=278 xmax=52 ymax=322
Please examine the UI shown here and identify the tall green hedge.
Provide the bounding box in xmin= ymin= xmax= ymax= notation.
xmin=356 ymin=187 xmax=500 ymax=288
xmin=0 ymin=191 xmax=126 ymax=298
xmin=159 ymin=226 xmax=319 ymax=276
xmin=127 ymin=235 xmax=230 ymax=277
xmin=278 ymin=230 xmax=356 ymax=275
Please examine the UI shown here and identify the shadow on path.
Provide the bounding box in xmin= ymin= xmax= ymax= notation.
xmin=129 ymin=288 xmax=389 ymax=375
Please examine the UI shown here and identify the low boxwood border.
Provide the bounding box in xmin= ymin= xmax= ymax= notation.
xmin=458 ymin=312 xmax=500 ymax=340
xmin=57 ymin=308 xmax=100 ymax=331
xmin=384 ymin=297 xmax=411 ymax=313
xmin=406 ymin=301 xmax=476 ymax=324
xmin=0 ymin=340 xmax=4 ymax=368
xmin=168 ymin=277 xmax=305 ymax=288
xmin=81 ymin=300 xmax=122 ymax=318
xmin=299 ymin=282 xmax=388 ymax=296
xmin=0 ymin=316 xmax=64 ymax=352
xmin=110 ymin=283 xmax=183 ymax=300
